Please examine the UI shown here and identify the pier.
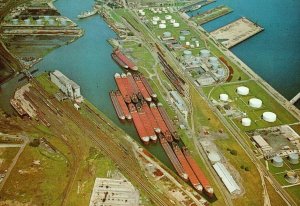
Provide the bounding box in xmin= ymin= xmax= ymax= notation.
xmin=210 ymin=17 xmax=264 ymax=48
xmin=180 ymin=0 xmax=215 ymax=13
xmin=190 ymin=5 xmax=233 ymax=25
xmin=290 ymin=92 xmax=300 ymax=104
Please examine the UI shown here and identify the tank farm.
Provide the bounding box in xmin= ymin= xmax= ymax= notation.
xmin=109 ymin=49 xmax=214 ymax=197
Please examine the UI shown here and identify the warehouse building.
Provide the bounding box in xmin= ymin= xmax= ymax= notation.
xmin=50 ymin=70 xmax=82 ymax=101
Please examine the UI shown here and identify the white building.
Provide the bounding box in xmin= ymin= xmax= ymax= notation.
xmin=89 ymin=178 xmax=139 ymax=206
xmin=50 ymin=70 xmax=82 ymax=100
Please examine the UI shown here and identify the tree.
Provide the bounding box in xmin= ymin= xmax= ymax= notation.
xmin=230 ymin=149 xmax=237 ymax=156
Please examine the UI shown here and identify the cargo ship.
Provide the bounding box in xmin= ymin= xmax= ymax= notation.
xmin=142 ymin=101 xmax=159 ymax=142
xmin=128 ymin=103 xmax=150 ymax=144
xmin=182 ymin=147 xmax=214 ymax=197
xmin=159 ymin=134 xmax=188 ymax=180
xmin=172 ymin=143 xmax=202 ymax=191
xmin=134 ymin=75 xmax=152 ymax=102
xmin=150 ymin=103 xmax=173 ymax=142
xmin=140 ymin=76 xmax=157 ymax=99
xmin=115 ymin=91 xmax=132 ymax=120
xmin=109 ymin=91 xmax=125 ymax=120
xmin=137 ymin=102 xmax=157 ymax=142
xmin=112 ymin=49 xmax=138 ymax=71
xmin=114 ymin=73 xmax=131 ymax=104
xmin=157 ymin=103 xmax=180 ymax=141
xmin=126 ymin=73 xmax=139 ymax=103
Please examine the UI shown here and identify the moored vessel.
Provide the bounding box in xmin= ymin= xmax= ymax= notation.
xmin=115 ymin=90 xmax=132 ymax=120
xmin=112 ymin=49 xmax=138 ymax=71
xmin=109 ymin=91 xmax=125 ymax=120
xmin=114 ymin=73 xmax=131 ymax=103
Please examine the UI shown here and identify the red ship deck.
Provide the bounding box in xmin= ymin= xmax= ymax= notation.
xmin=109 ymin=91 xmax=125 ymax=120
xmin=141 ymin=76 xmax=157 ymax=98
xmin=115 ymin=91 xmax=131 ymax=120
xmin=114 ymin=74 xmax=131 ymax=103
xmin=138 ymin=104 xmax=156 ymax=141
xmin=183 ymin=147 xmax=213 ymax=196
xmin=127 ymin=73 xmax=139 ymax=94
xmin=159 ymin=135 xmax=187 ymax=180
xmin=129 ymin=103 xmax=149 ymax=144
xmin=134 ymin=75 xmax=152 ymax=101
xmin=150 ymin=103 xmax=173 ymax=142
xmin=173 ymin=143 xmax=202 ymax=191
xmin=114 ymin=49 xmax=138 ymax=71
xmin=143 ymin=102 xmax=160 ymax=133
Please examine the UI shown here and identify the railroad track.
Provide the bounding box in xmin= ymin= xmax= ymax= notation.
xmin=30 ymin=81 xmax=174 ymax=206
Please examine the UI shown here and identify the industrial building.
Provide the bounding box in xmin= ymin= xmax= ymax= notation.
xmin=50 ymin=70 xmax=82 ymax=101
xmin=170 ymin=90 xmax=188 ymax=116
xmin=89 ymin=178 xmax=139 ymax=206
xmin=213 ymin=162 xmax=240 ymax=194
xmin=252 ymin=135 xmax=273 ymax=155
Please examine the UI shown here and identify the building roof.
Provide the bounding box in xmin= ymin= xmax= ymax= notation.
xmin=252 ymin=135 xmax=270 ymax=149
xmin=52 ymin=70 xmax=80 ymax=89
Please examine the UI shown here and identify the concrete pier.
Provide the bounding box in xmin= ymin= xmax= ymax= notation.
xmin=290 ymin=92 xmax=300 ymax=104
xmin=210 ymin=17 xmax=264 ymax=48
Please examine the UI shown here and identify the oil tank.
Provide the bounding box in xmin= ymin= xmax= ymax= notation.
xmin=163 ymin=31 xmax=171 ymax=38
xmin=209 ymin=56 xmax=218 ymax=64
xmin=152 ymin=16 xmax=160 ymax=21
xmin=183 ymin=50 xmax=192 ymax=59
xmin=165 ymin=15 xmax=172 ymax=20
xmin=170 ymin=19 xmax=176 ymax=23
xmin=24 ymin=19 xmax=31 ymax=25
xmin=200 ymin=49 xmax=210 ymax=58
xmin=159 ymin=23 xmax=166 ymax=29
xmin=60 ymin=18 xmax=67 ymax=26
xmin=173 ymin=22 xmax=180 ymax=27
xmin=48 ymin=19 xmax=55 ymax=25
xmin=249 ymin=98 xmax=262 ymax=108
xmin=236 ymin=86 xmax=249 ymax=96
xmin=36 ymin=19 xmax=43 ymax=25
xmin=272 ymin=156 xmax=283 ymax=167
xmin=241 ymin=118 xmax=251 ymax=127
xmin=219 ymin=93 xmax=229 ymax=101
xmin=160 ymin=20 xmax=166 ymax=24
xmin=284 ymin=171 xmax=299 ymax=184
xmin=262 ymin=112 xmax=277 ymax=123
xmin=179 ymin=36 xmax=185 ymax=41
xmin=288 ymin=153 xmax=299 ymax=164
xmin=11 ymin=19 xmax=19 ymax=25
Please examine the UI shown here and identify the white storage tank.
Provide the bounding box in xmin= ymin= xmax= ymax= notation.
xmin=140 ymin=11 xmax=145 ymax=16
xmin=220 ymin=93 xmax=229 ymax=102
xmin=192 ymin=59 xmax=199 ymax=65
xmin=217 ymin=68 xmax=225 ymax=76
xmin=185 ymin=41 xmax=190 ymax=46
xmin=285 ymin=171 xmax=299 ymax=184
xmin=262 ymin=112 xmax=277 ymax=122
xmin=11 ymin=19 xmax=19 ymax=25
xmin=211 ymin=62 xmax=219 ymax=69
xmin=36 ymin=19 xmax=43 ymax=25
xmin=163 ymin=31 xmax=172 ymax=38
xmin=241 ymin=118 xmax=251 ymax=127
xmin=183 ymin=50 xmax=192 ymax=59
xmin=44 ymin=16 xmax=50 ymax=20
xmin=288 ymin=153 xmax=299 ymax=164
xmin=170 ymin=19 xmax=176 ymax=23
xmin=60 ymin=18 xmax=67 ymax=26
xmin=159 ymin=23 xmax=166 ymax=29
xmin=165 ymin=15 xmax=172 ymax=20
xmin=173 ymin=22 xmax=180 ymax=27
xmin=200 ymin=49 xmax=210 ymax=58
xmin=161 ymin=20 xmax=166 ymax=24
xmin=249 ymin=98 xmax=262 ymax=108
xmin=236 ymin=86 xmax=249 ymax=96
xmin=153 ymin=16 xmax=160 ymax=21
xmin=48 ymin=19 xmax=55 ymax=25
xmin=24 ymin=18 xmax=31 ymax=25
xmin=152 ymin=20 xmax=158 ymax=25
xmin=179 ymin=36 xmax=185 ymax=41
xmin=209 ymin=56 xmax=218 ymax=64
xmin=272 ymin=155 xmax=283 ymax=167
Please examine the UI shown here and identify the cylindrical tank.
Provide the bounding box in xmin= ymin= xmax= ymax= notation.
xmin=185 ymin=41 xmax=190 ymax=46
xmin=179 ymin=36 xmax=185 ymax=41
xmin=24 ymin=19 xmax=31 ymax=25
xmin=140 ymin=11 xmax=145 ymax=16
xmin=163 ymin=31 xmax=171 ymax=38
xmin=153 ymin=16 xmax=160 ymax=21
xmin=209 ymin=56 xmax=218 ymax=64
xmin=262 ymin=112 xmax=277 ymax=122
xmin=48 ymin=19 xmax=55 ymax=25
xmin=159 ymin=23 xmax=166 ymax=29
xmin=192 ymin=59 xmax=199 ymax=65
xmin=36 ymin=19 xmax=43 ymax=25
xmin=241 ymin=118 xmax=251 ymax=126
xmin=44 ymin=16 xmax=50 ymax=20
xmin=170 ymin=19 xmax=176 ymax=23
xmin=173 ymin=22 xmax=180 ymax=27
xmin=285 ymin=171 xmax=299 ymax=184
xmin=183 ymin=50 xmax=192 ymax=59
xmin=200 ymin=49 xmax=210 ymax=58
xmin=211 ymin=62 xmax=219 ymax=69
xmin=219 ymin=93 xmax=229 ymax=101
xmin=180 ymin=30 xmax=190 ymax=36
xmin=288 ymin=153 xmax=299 ymax=164
xmin=195 ymin=42 xmax=200 ymax=47
xmin=11 ymin=19 xmax=19 ymax=25
xmin=160 ymin=20 xmax=166 ymax=24
xmin=272 ymin=156 xmax=283 ymax=167
xmin=60 ymin=18 xmax=67 ymax=26
xmin=236 ymin=86 xmax=249 ymax=95
xmin=249 ymin=98 xmax=262 ymax=108
xmin=152 ymin=20 xmax=158 ymax=25
xmin=165 ymin=15 xmax=172 ymax=20
xmin=217 ymin=68 xmax=225 ymax=76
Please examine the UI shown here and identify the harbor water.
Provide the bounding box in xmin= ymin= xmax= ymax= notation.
xmin=189 ymin=0 xmax=300 ymax=108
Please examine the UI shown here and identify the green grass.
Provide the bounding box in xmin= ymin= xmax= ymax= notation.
xmin=285 ymin=185 xmax=300 ymax=206
xmin=203 ymin=80 xmax=298 ymax=131
xmin=36 ymin=73 xmax=59 ymax=95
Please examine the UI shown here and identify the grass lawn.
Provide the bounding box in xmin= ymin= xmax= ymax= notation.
xmin=36 ymin=72 xmax=59 ymax=95
xmin=285 ymin=185 xmax=300 ymax=206
xmin=203 ymin=80 xmax=298 ymax=131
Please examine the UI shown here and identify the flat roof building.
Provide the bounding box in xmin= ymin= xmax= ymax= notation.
xmin=89 ymin=178 xmax=139 ymax=206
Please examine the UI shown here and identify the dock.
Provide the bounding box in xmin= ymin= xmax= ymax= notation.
xmin=191 ymin=5 xmax=233 ymax=25
xmin=210 ymin=17 xmax=264 ymax=48
xmin=290 ymin=92 xmax=300 ymax=104
xmin=180 ymin=0 xmax=216 ymax=13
